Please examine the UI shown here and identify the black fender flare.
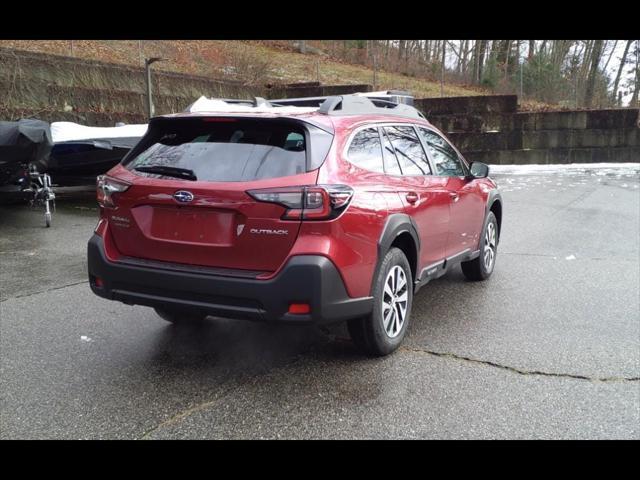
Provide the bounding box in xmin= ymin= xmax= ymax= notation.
xmin=371 ymin=213 xmax=421 ymax=294
xmin=485 ymin=188 xmax=503 ymax=240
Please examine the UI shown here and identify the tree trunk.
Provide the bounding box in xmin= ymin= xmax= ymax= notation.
xmin=612 ymin=40 xmax=632 ymax=103
xmin=477 ymin=40 xmax=487 ymax=83
xmin=539 ymin=40 xmax=547 ymax=57
xmin=528 ymin=40 xmax=535 ymax=60
xmin=584 ymin=40 xmax=604 ymax=107
xmin=461 ymin=40 xmax=469 ymax=77
xmin=398 ymin=40 xmax=405 ymax=61
xmin=630 ymin=41 xmax=639 ymax=107
xmin=503 ymin=40 xmax=512 ymax=79
xmin=602 ymin=40 xmax=617 ymax=72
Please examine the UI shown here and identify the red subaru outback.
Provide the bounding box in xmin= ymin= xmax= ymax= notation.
xmin=88 ymin=94 xmax=502 ymax=355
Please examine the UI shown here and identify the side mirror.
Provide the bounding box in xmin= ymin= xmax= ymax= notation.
xmin=469 ymin=161 xmax=489 ymax=179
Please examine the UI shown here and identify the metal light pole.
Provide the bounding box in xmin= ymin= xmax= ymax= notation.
xmin=145 ymin=57 xmax=164 ymax=119
xmin=440 ymin=41 xmax=446 ymax=98
xmin=373 ymin=53 xmax=378 ymax=90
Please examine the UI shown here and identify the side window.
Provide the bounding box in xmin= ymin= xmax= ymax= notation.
xmin=418 ymin=128 xmax=465 ymax=177
xmin=384 ymin=126 xmax=431 ymax=176
xmin=380 ymin=129 xmax=402 ymax=175
xmin=347 ymin=128 xmax=384 ymax=173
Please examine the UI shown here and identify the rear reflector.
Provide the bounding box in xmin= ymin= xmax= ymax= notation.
xmin=288 ymin=303 xmax=311 ymax=314
xmin=94 ymin=277 xmax=104 ymax=288
xmin=94 ymin=218 xmax=107 ymax=237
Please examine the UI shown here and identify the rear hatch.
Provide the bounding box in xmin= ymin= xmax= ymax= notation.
xmin=104 ymin=115 xmax=333 ymax=273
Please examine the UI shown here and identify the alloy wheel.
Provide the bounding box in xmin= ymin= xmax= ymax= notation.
xmin=483 ymin=221 xmax=497 ymax=272
xmin=382 ymin=265 xmax=409 ymax=338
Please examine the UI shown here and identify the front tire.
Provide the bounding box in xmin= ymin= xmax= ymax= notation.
xmin=347 ymin=247 xmax=413 ymax=356
xmin=154 ymin=307 xmax=207 ymax=325
xmin=461 ymin=211 xmax=498 ymax=281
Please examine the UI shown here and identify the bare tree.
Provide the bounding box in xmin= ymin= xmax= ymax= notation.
xmin=602 ymin=40 xmax=617 ymax=72
xmin=631 ymin=41 xmax=639 ymax=107
xmin=584 ymin=40 xmax=604 ymax=107
xmin=528 ymin=40 xmax=535 ymax=60
xmin=612 ymin=40 xmax=633 ymax=104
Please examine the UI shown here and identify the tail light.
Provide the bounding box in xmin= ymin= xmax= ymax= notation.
xmin=97 ymin=175 xmax=130 ymax=208
xmin=247 ymin=185 xmax=353 ymax=220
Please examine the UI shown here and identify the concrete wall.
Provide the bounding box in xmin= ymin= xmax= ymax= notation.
xmin=2 ymin=48 xmax=637 ymax=164
xmin=0 ymin=48 xmax=370 ymax=126
xmin=419 ymin=95 xmax=640 ymax=164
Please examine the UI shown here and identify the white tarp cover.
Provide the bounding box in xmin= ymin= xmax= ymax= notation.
xmin=51 ymin=122 xmax=148 ymax=144
xmin=186 ymin=96 xmax=318 ymax=115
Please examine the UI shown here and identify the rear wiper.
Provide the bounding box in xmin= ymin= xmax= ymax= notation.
xmin=134 ymin=166 xmax=198 ymax=181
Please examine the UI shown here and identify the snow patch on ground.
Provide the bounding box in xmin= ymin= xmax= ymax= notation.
xmin=490 ymin=163 xmax=640 ymax=175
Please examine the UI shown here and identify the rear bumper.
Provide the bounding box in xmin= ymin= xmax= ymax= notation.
xmin=87 ymin=235 xmax=372 ymax=324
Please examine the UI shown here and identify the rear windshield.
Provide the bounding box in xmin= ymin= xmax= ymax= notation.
xmin=124 ymin=118 xmax=311 ymax=182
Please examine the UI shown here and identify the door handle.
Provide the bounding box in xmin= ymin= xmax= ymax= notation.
xmin=449 ymin=192 xmax=459 ymax=202
xmin=405 ymin=192 xmax=419 ymax=204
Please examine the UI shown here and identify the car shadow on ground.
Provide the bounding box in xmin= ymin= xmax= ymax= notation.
xmin=139 ymin=266 xmax=478 ymax=376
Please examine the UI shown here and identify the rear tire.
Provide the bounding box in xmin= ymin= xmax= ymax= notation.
xmin=461 ymin=211 xmax=498 ymax=281
xmin=347 ymin=247 xmax=413 ymax=356
xmin=154 ymin=307 xmax=207 ymax=325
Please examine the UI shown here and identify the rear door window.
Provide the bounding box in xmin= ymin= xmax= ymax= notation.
xmin=347 ymin=128 xmax=385 ymax=173
xmin=384 ymin=126 xmax=431 ymax=176
xmin=125 ymin=118 xmax=311 ymax=182
xmin=380 ymin=129 xmax=402 ymax=175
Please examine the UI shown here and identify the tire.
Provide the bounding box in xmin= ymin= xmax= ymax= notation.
xmin=45 ymin=212 xmax=51 ymax=228
xmin=461 ymin=211 xmax=498 ymax=281
xmin=154 ymin=307 xmax=207 ymax=325
xmin=347 ymin=247 xmax=413 ymax=356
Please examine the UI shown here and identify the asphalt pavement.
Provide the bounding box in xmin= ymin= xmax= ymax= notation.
xmin=1 ymin=165 xmax=638 ymax=439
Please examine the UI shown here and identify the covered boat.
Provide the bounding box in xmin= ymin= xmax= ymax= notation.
xmin=0 ymin=119 xmax=52 ymax=190
xmin=49 ymin=122 xmax=147 ymax=184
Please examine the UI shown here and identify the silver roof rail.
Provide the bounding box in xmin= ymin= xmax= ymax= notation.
xmin=184 ymin=97 xmax=273 ymax=111
xmin=270 ymin=94 xmax=425 ymax=120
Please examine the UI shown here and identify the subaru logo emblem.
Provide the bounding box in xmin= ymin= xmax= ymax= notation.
xmin=173 ymin=190 xmax=194 ymax=203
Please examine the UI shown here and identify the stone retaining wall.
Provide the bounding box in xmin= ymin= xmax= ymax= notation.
xmin=420 ymin=95 xmax=640 ymax=164
xmin=2 ymin=48 xmax=638 ymax=164
xmin=0 ymin=48 xmax=370 ymax=125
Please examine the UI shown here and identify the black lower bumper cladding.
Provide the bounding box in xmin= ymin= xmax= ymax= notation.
xmin=87 ymin=235 xmax=372 ymax=324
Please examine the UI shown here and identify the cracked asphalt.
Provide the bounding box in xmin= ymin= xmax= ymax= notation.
xmin=1 ymin=165 xmax=639 ymax=439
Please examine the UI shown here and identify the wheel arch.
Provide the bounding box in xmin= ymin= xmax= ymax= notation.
xmin=486 ymin=189 xmax=503 ymax=241
xmin=373 ymin=214 xmax=420 ymax=294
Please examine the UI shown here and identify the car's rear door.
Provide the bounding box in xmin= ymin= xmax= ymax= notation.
xmin=381 ymin=125 xmax=450 ymax=272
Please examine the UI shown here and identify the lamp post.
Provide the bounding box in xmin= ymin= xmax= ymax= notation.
xmin=145 ymin=57 xmax=164 ymax=119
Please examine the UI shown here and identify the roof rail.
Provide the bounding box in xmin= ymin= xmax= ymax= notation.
xmin=184 ymin=96 xmax=273 ymax=111
xmin=271 ymin=94 xmax=424 ymax=120
xmin=216 ymin=97 xmax=273 ymax=107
